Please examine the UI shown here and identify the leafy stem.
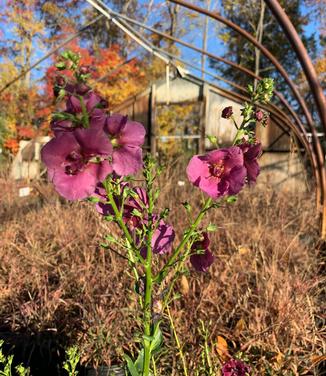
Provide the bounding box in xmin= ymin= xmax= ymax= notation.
xmin=155 ymin=197 xmax=212 ymax=284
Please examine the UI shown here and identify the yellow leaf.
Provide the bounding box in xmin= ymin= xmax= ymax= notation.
xmin=216 ymin=336 xmax=229 ymax=361
xmin=311 ymin=355 xmax=326 ymax=366
xmin=234 ymin=318 xmax=246 ymax=336
xmin=273 ymin=352 xmax=284 ymax=366
xmin=179 ymin=275 xmax=189 ymax=296
xmin=238 ymin=246 xmax=250 ymax=255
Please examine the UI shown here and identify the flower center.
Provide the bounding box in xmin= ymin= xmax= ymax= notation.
xmin=111 ymin=137 xmax=119 ymax=148
xmin=209 ymin=162 xmax=224 ymax=177
xmin=65 ymin=150 xmax=87 ymax=175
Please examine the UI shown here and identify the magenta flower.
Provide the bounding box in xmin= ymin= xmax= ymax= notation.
xmin=104 ymin=114 xmax=146 ymax=176
xmin=222 ymin=359 xmax=251 ymax=376
xmin=239 ymin=143 xmax=262 ymax=184
xmin=51 ymin=91 xmax=106 ymax=135
xmin=190 ymin=232 xmax=215 ymax=272
xmin=66 ymin=91 xmax=103 ymax=114
xmin=151 ymin=219 xmax=175 ymax=254
xmin=41 ymin=129 xmax=112 ymax=200
xmin=186 ymin=146 xmax=246 ymax=199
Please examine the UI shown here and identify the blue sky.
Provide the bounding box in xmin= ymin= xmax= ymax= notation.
xmin=0 ymin=0 xmax=322 ymax=90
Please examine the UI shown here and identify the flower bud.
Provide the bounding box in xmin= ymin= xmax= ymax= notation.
xmin=55 ymin=76 xmax=66 ymax=87
xmin=75 ymin=83 xmax=91 ymax=95
xmin=221 ymin=106 xmax=233 ymax=119
xmin=255 ymin=110 xmax=264 ymax=122
xmin=79 ymin=65 xmax=91 ymax=75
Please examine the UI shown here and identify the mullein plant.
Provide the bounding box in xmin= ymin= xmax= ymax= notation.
xmin=41 ymin=51 xmax=274 ymax=376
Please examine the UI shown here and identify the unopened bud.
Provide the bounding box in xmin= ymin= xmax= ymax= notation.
xmin=75 ymin=83 xmax=91 ymax=95
xmin=79 ymin=65 xmax=91 ymax=75
xmin=221 ymin=106 xmax=233 ymax=119
xmin=255 ymin=110 xmax=264 ymax=122
xmin=55 ymin=76 xmax=66 ymax=87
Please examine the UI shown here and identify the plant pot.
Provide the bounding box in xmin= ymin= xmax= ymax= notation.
xmin=86 ymin=365 xmax=125 ymax=376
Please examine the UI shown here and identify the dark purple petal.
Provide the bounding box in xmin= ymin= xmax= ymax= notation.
xmin=222 ymin=359 xmax=251 ymax=376
xmin=227 ymin=166 xmax=247 ymax=195
xmin=152 ymin=221 xmax=175 ymax=254
xmin=192 ymin=232 xmax=210 ymax=251
xmin=190 ymin=249 xmax=215 ymax=272
xmin=89 ymin=108 xmax=106 ymax=130
xmin=105 ymin=114 xmax=128 ymax=136
xmin=66 ymin=95 xmax=82 ymax=113
xmin=51 ymin=119 xmax=75 ymax=135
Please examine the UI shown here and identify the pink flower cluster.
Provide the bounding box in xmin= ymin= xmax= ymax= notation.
xmin=222 ymin=359 xmax=251 ymax=376
xmin=96 ymin=184 xmax=175 ymax=256
xmin=186 ymin=143 xmax=261 ymax=200
xmin=41 ymin=85 xmax=145 ymax=200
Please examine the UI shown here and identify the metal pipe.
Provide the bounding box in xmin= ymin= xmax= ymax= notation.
xmin=168 ymin=0 xmax=325 ymax=231
xmin=109 ymin=11 xmax=309 ymax=148
xmin=264 ymin=0 xmax=326 ymax=134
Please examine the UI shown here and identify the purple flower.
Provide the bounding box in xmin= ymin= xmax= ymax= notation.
xmin=222 ymin=106 xmax=233 ymax=119
xmin=124 ymin=187 xmax=175 ymax=255
xmin=151 ymin=219 xmax=175 ymax=254
xmin=51 ymin=92 xmax=106 ymax=135
xmin=239 ymin=143 xmax=262 ymax=184
xmin=222 ymin=359 xmax=251 ymax=376
xmin=104 ymin=114 xmax=146 ymax=176
xmin=186 ymin=146 xmax=246 ymax=199
xmin=41 ymin=129 xmax=112 ymax=200
xmin=66 ymin=91 xmax=102 ymax=114
xmin=190 ymin=232 xmax=215 ymax=272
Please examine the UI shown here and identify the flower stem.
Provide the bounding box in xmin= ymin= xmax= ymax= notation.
xmin=155 ymin=197 xmax=212 ymax=284
xmin=107 ymin=191 xmax=140 ymax=282
xmin=143 ymin=173 xmax=155 ymax=376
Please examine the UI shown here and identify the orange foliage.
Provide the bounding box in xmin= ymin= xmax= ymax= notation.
xmin=45 ymin=43 xmax=147 ymax=108
xmin=3 ymin=138 xmax=19 ymax=155
xmin=17 ymin=126 xmax=36 ymax=140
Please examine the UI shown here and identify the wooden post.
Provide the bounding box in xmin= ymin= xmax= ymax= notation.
xmin=150 ymin=84 xmax=157 ymax=156
xmin=199 ymin=83 xmax=209 ymax=154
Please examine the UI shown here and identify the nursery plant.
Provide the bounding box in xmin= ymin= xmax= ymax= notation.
xmin=40 ymin=50 xmax=274 ymax=375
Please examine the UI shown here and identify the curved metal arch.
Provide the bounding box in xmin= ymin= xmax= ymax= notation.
xmin=265 ymin=0 xmax=326 ymax=133
xmin=97 ymin=3 xmax=309 ymax=138
xmin=104 ymin=10 xmax=318 ymax=193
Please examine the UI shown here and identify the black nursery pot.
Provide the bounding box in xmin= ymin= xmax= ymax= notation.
xmin=86 ymin=365 xmax=125 ymax=376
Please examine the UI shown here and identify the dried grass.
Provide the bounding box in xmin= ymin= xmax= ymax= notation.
xmin=0 ymin=163 xmax=324 ymax=375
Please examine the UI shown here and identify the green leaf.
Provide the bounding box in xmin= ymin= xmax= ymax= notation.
xmin=150 ymin=324 xmax=163 ymax=354
xmin=134 ymin=349 xmax=144 ymax=372
xmin=206 ymin=135 xmax=218 ymax=146
xmin=182 ymin=202 xmax=191 ymax=212
xmin=56 ymin=62 xmax=66 ymax=70
xmin=226 ymin=196 xmax=237 ymax=203
xmin=206 ymin=223 xmax=217 ymax=232
xmin=131 ymin=208 xmax=143 ymax=217
xmin=87 ymin=196 xmax=100 ymax=203
xmin=124 ymin=354 xmax=140 ymax=376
